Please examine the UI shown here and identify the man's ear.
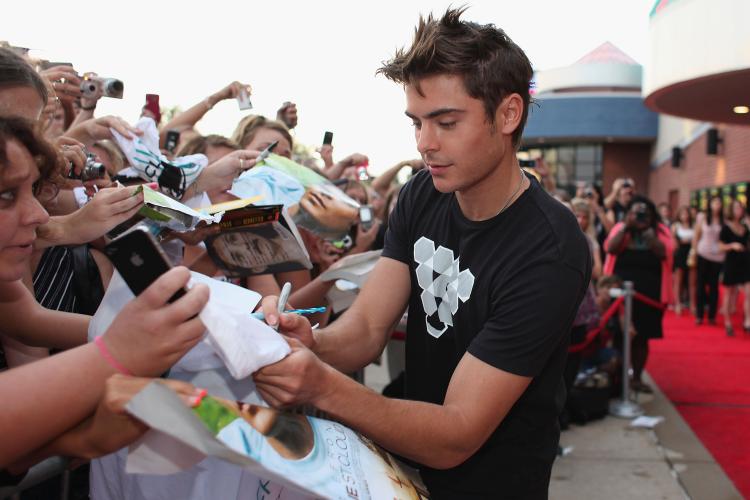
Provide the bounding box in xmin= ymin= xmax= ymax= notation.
xmin=498 ymin=94 xmax=524 ymax=138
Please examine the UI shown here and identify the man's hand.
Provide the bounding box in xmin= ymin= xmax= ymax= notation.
xmin=194 ymin=149 xmax=260 ymax=194
xmin=258 ymin=296 xmax=316 ymax=349
xmin=253 ymin=338 xmax=334 ymax=408
xmin=276 ymin=102 xmax=298 ymax=129
xmin=102 ymin=267 xmax=210 ymax=376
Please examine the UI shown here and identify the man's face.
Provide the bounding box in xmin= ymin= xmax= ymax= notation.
xmin=405 ymin=74 xmax=511 ymax=194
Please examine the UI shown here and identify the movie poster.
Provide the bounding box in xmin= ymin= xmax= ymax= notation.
xmin=126 ymin=383 xmax=429 ymax=499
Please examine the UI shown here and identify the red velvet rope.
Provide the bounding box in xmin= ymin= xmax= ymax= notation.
xmin=389 ymin=291 xmax=666 ymax=354
xmin=568 ymin=290 xmax=666 ymax=353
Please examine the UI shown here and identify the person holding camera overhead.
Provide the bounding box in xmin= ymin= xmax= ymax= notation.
xmin=604 ymin=196 xmax=673 ymax=393
xmin=605 ymin=177 xmax=635 ymax=225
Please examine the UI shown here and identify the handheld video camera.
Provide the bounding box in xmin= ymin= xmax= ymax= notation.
xmin=68 ymin=153 xmax=107 ymax=182
xmin=80 ymin=73 xmax=124 ymax=99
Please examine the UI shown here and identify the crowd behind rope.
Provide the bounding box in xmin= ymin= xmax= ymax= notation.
xmin=0 ymin=37 xmax=749 ymax=497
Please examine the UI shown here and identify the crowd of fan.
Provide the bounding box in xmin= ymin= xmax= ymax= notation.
xmin=553 ymin=173 xmax=750 ymax=427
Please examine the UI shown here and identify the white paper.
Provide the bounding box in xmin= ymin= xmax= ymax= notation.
xmin=629 ymin=415 xmax=665 ymax=428
xmin=318 ymin=249 xmax=381 ymax=287
xmin=89 ymin=271 xmax=290 ymax=380
xmin=111 ymin=117 xmax=207 ymax=193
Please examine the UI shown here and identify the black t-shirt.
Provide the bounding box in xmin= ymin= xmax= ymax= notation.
xmin=382 ymin=171 xmax=591 ymax=499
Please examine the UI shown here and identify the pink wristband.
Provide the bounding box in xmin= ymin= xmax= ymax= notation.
xmin=94 ymin=336 xmax=133 ymax=375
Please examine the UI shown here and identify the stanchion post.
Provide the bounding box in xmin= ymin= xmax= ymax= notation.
xmin=609 ymin=281 xmax=644 ymax=418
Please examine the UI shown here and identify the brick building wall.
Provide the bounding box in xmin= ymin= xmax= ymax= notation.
xmin=602 ymin=143 xmax=652 ymax=196
xmin=648 ymin=125 xmax=750 ymax=208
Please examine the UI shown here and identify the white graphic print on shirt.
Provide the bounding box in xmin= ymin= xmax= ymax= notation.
xmin=413 ymin=236 xmax=475 ymax=338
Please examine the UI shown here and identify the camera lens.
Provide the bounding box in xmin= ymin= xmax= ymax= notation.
xmin=110 ymin=80 xmax=123 ymax=92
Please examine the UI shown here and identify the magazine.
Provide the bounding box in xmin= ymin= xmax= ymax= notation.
xmin=319 ymin=250 xmax=381 ymax=313
xmin=136 ymin=184 xmax=220 ymax=231
xmin=126 ymin=383 xmax=429 ymax=499
xmin=319 ymin=250 xmax=381 ymax=288
xmin=230 ymin=154 xmax=360 ymax=240
xmin=202 ymin=204 xmax=312 ymax=277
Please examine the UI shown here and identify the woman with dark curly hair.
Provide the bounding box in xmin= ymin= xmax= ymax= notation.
xmin=604 ymin=195 xmax=674 ymax=393
xmin=0 ymin=116 xmax=210 ymax=474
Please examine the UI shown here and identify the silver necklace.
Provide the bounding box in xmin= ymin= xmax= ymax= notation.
xmin=493 ymin=167 xmax=526 ymax=218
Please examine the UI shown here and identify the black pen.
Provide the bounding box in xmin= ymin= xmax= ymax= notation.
xmin=256 ymin=140 xmax=279 ymax=163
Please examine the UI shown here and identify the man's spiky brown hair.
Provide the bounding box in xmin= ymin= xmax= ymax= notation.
xmin=378 ymin=7 xmax=533 ymax=147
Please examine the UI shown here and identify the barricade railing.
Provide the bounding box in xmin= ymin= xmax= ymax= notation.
xmin=607 ymin=281 xmax=666 ymax=419
xmin=0 ymin=457 xmax=69 ymax=500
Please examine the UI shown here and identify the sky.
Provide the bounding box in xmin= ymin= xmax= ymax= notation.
xmin=3 ymin=0 xmax=654 ymax=174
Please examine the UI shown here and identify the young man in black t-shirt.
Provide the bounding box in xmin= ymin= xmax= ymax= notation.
xmin=254 ymin=8 xmax=591 ymax=499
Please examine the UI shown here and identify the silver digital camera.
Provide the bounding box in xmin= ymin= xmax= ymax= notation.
xmin=80 ymin=74 xmax=124 ymax=99
xmin=68 ymin=153 xmax=107 ymax=182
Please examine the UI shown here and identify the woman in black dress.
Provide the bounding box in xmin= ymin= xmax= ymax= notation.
xmin=606 ymin=196 xmax=668 ymax=393
xmin=719 ymin=199 xmax=750 ymax=335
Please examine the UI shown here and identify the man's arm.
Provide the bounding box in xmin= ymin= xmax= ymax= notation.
xmin=260 ymin=257 xmax=411 ymax=373
xmin=255 ymin=346 xmax=530 ymax=469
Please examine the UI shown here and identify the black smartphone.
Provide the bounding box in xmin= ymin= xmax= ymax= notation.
xmin=105 ymin=227 xmax=186 ymax=302
xmin=165 ymin=129 xmax=180 ymax=154
xmin=323 ymin=131 xmax=333 ymax=145
xmin=519 ymin=159 xmax=536 ymax=168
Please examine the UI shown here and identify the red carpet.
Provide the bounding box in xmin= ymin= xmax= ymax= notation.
xmin=648 ymin=301 xmax=750 ymax=498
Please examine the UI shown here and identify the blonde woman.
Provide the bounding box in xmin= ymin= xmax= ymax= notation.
xmin=571 ymin=197 xmax=602 ymax=280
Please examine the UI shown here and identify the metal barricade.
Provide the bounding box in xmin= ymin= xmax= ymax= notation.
xmin=0 ymin=457 xmax=69 ymax=500
xmin=608 ymin=281 xmax=644 ymax=418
